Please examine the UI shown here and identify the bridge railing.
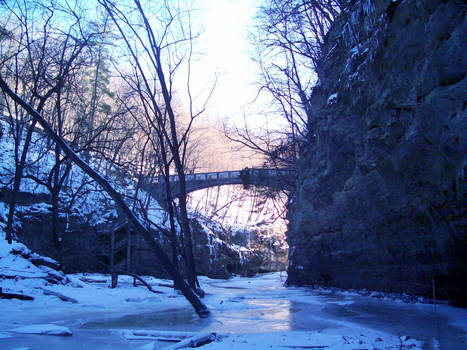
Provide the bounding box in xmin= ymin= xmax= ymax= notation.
xmin=156 ymin=168 xmax=294 ymax=184
xmin=168 ymin=170 xmax=242 ymax=183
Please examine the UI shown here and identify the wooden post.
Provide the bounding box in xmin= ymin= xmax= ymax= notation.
xmin=126 ymin=224 xmax=131 ymax=273
xmin=110 ymin=228 xmax=116 ymax=288
xmin=111 ymin=272 xmax=118 ymax=288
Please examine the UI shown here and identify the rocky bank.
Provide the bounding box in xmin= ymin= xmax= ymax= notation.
xmin=287 ymin=0 xmax=466 ymax=305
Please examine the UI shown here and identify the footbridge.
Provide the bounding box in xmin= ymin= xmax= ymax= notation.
xmin=147 ymin=168 xmax=295 ymax=201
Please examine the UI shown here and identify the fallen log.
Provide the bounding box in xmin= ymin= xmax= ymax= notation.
xmin=10 ymin=249 xmax=61 ymax=271
xmin=10 ymin=324 xmax=72 ymax=336
xmin=279 ymin=346 xmax=329 ymax=349
xmin=120 ymin=271 xmax=165 ymax=294
xmin=42 ymin=289 xmax=78 ymax=303
xmin=41 ymin=267 xmax=70 ymax=285
xmin=29 ymin=256 xmax=61 ymax=271
xmin=116 ymin=329 xmax=226 ymax=348
xmin=165 ymin=332 xmax=224 ymax=349
xmin=79 ymin=277 xmax=107 ymax=283
xmin=116 ymin=329 xmax=199 ymax=341
xmin=0 ymin=287 xmax=34 ymax=301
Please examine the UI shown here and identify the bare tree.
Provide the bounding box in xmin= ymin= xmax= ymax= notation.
xmin=0 ymin=75 xmax=210 ymax=317
xmin=0 ymin=0 xmax=111 ymax=246
xmin=98 ymin=0 xmax=215 ymax=292
xmin=228 ymin=0 xmax=344 ymax=169
xmin=1 ymin=1 xmax=81 ymax=243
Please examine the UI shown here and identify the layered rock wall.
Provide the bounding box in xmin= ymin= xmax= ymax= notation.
xmin=8 ymin=199 xmax=287 ymax=279
xmin=287 ymin=0 xmax=466 ymax=304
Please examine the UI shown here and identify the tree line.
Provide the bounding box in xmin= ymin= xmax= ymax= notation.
xmin=0 ymin=0 xmax=213 ymax=316
xmin=0 ymin=0 xmax=345 ymax=316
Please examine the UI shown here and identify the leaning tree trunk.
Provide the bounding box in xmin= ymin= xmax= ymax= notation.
xmin=153 ymin=54 xmax=200 ymax=291
xmin=0 ymin=76 xmax=209 ymax=318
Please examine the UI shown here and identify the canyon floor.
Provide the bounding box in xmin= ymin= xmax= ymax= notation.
xmin=1 ymin=241 xmax=466 ymax=350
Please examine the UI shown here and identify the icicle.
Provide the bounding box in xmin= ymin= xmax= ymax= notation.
xmin=363 ymin=0 xmax=374 ymax=16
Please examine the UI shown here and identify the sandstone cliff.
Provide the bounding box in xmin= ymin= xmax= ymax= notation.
xmin=287 ymin=0 xmax=466 ymax=305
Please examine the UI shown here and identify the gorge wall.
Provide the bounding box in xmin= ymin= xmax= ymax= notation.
xmin=3 ymin=194 xmax=287 ymax=279
xmin=286 ymin=0 xmax=466 ymax=304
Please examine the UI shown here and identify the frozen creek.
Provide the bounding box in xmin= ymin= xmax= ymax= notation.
xmin=1 ymin=272 xmax=466 ymax=349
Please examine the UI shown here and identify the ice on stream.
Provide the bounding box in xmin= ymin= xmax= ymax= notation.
xmin=0 ymin=239 xmax=466 ymax=349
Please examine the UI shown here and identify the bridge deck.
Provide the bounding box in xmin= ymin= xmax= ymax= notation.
xmin=149 ymin=168 xmax=295 ymax=201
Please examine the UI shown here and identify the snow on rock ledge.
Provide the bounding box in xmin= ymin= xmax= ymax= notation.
xmin=0 ymin=239 xmax=68 ymax=284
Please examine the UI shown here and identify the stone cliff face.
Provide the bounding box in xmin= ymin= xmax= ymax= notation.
xmin=286 ymin=0 xmax=466 ymax=304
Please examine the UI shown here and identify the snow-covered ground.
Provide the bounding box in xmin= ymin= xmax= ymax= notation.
xmin=1 ymin=239 xmax=466 ymax=350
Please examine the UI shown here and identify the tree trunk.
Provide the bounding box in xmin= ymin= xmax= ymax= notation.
xmin=153 ymin=53 xmax=200 ymax=291
xmin=51 ymin=144 xmax=61 ymax=248
xmin=5 ymin=119 xmax=37 ymax=244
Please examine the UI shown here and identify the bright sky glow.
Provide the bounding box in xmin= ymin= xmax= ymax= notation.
xmin=188 ymin=184 xmax=288 ymax=233
xmin=190 ymin=0 xmax=261 ymax=123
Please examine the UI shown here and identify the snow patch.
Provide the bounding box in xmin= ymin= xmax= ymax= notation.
xmin=327 ymin=93 xmax=338 ymax=105
xmin=10 ymin=324 xmax=72 ymax=336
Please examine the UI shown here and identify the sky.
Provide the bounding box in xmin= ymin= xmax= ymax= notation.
xmin=188 ymin=0 xmax=262 ymax=125
xmin=2 ymin=0 xmax=272 ymax=129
